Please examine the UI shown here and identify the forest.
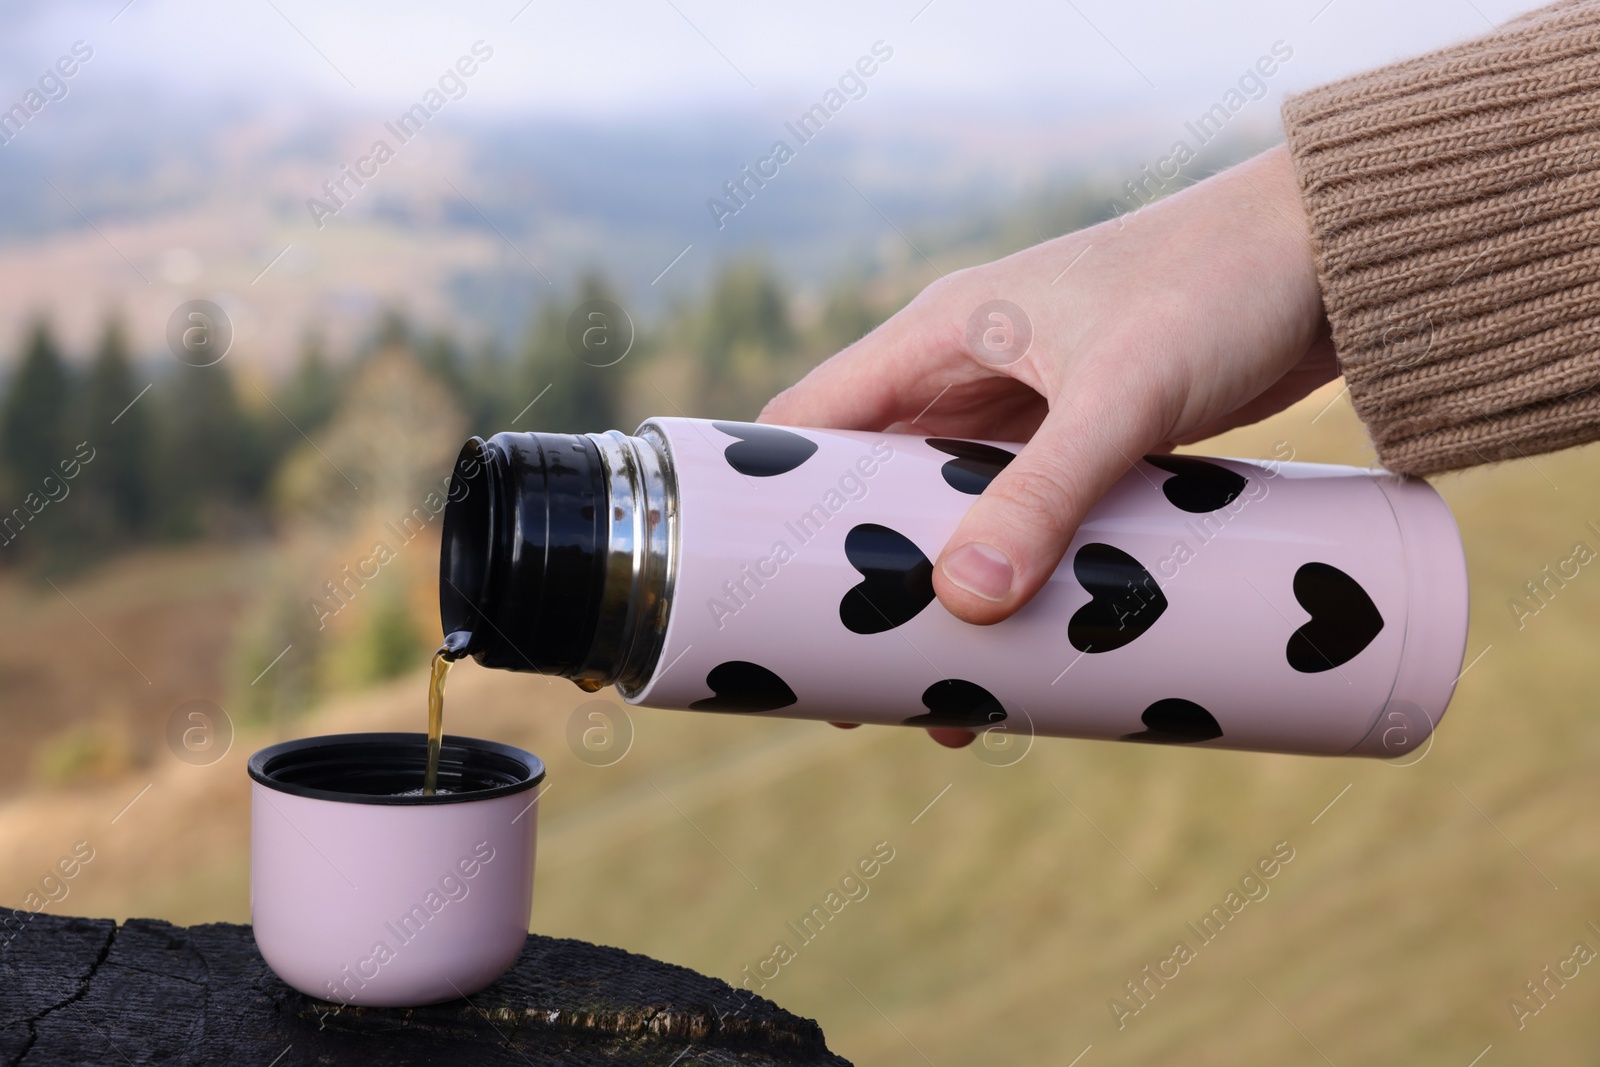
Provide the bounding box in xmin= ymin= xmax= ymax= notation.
xmin=0 ymin=261 xmax=896 ymax=733
xmin=0 ymin=265 xmax=893 ymax=551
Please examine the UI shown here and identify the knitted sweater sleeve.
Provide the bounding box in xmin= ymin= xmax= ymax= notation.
xmin=1281 ymin=0 xmax=1600 ymax=475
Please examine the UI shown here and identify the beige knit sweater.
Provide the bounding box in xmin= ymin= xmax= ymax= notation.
xmin=1282 ymin=0 xmax=1600 ymax=475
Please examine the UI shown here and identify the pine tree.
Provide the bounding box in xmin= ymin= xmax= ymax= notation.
xmin=279 ymin=333 xmax=340 ymax=436
xmin=705 ymin=262 xmax=793 ymax=367
xmin=1 ymin=318 xmax=74 ymax=495
xmin=80 ymin=315 xmax=154 ymax=539
xmin=519 ymin=276 xmax=626 ymax=434
xmin=155 ymin=361 xmax=256 ymax=536
xmin=696 ymin=262 xmax=795 ymax=417
xmin=420 ymin=331 xmax=467 ymax=412
xmin=461 ymin=338 xmax=513 ymax=435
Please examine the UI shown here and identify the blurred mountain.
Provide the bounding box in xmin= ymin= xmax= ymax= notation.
xmin=0 ymin=92 xmax=1276 ymax=371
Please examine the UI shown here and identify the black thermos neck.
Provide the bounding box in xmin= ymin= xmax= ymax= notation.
xmin=439 ymin=432 xmax=610 ymax=677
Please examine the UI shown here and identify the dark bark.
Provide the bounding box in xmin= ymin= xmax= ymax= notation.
xmin=0 ymin=908 xmax=851 ymax=1066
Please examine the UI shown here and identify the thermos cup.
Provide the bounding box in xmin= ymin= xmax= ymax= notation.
xmin=438 ymin=419 xmax=1469 ymax=758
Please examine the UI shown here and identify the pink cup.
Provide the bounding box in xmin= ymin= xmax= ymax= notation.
xmin=248 ymin=733 xmax=543 ymax=1006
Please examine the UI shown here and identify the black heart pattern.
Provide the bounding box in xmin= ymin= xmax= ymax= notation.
xmin=840 ymin=523 xmax=936 ymax=635
xmin=712 ymin=421 xmax=818 ymax=477
xmin=1121 ymin=698 xmax=1223 ymax=744
xmin=903 ymin=678 xmax=1006 ymax=728
xmin=926 ymin=438 xmax=1017 ymax=494
xmin=1287 ymin=562 xmax=1384 ymax=673
xmin=1067 ymin=543 xmax=1168 ymax=653
xmin=689 ymin=661 xmax=798 ymax=713
xmin=1143 ymin=455 xmax=1248 ymax=513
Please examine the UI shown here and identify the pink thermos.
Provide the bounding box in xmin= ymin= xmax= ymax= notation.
xmin=438 ymin=419 xmax=1468 ymax=758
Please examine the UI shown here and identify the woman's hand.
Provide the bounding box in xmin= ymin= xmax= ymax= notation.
xmin=762 ymin=146 xmax=1332 ymax=746
xmin=761 ymin=144 xmax=1331 ymax=625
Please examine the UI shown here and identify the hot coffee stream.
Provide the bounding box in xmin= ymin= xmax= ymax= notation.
xmin=422 ymin=630 xmax=473 ymax=795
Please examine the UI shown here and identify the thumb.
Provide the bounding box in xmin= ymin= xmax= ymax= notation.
xmin=933 ymin=387 xmax=1162 ymax=625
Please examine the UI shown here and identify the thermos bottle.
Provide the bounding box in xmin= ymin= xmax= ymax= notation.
xmin=438 ymin=418 xmax=1469 ymax=758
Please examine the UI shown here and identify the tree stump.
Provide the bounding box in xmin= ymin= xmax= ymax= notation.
xmin=0 ymin=908 xmax=852 ymax=1066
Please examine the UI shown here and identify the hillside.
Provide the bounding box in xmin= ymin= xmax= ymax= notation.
xmin=4 ymin=383 xmax=1599 ymax=1065
xmin=0 ymin=103 xmax=1222 ymax=370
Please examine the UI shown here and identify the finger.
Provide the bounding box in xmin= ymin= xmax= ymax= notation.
xmin=927 ymin=728 xmax=976 ymax=748
xmin=880 ymin=384 xmax=1050 ymax=443
xmin=829 ymin=722 xmax=861 ymax=730
xmin=758 ymin=285 xmax=963 ymax=431
xmin=933 ymin=378 xmax=1166 ymax=625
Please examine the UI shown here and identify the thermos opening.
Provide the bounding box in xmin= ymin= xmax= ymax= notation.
xmin=439 ymin=437 xmax=495 ymax=654
xmin=438 ymin=432 xmax=612 ymax=677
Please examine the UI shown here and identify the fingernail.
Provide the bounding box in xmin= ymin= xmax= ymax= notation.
xmin=941 ymin=542 xmax=1014 ymax=602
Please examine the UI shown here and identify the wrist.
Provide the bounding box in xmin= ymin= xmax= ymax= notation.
xmin=1248 ymin=144 xmax=1328 ymax=342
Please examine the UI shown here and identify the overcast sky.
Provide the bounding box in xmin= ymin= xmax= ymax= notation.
xmin=0 ymin=0 xmax=1556 ymax=361
xmin=0 ymin=0 xmax=1542 ymax=124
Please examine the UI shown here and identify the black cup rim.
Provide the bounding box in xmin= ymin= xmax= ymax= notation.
xmin=248 ymin=732 xmax=546 ymax=806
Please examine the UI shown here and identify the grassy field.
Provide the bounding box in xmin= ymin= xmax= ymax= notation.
xmin=5 ymin=382 xmax=1600 ymax=1065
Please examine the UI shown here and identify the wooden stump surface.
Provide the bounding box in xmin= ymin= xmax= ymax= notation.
xmin=0 ymin=908 xmax=853 ymax=1066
